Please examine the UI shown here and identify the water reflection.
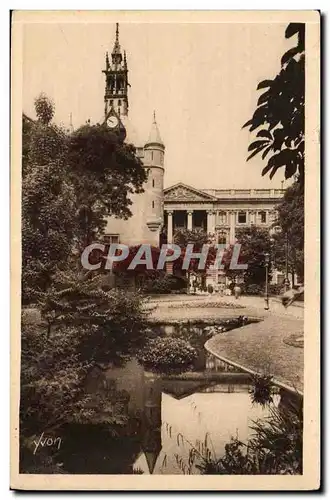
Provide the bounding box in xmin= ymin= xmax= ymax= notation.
xmin=58 ymin=352 xmax=280 ymax=474
xmin=57 ymin=314 xmax=282 ymax=475
xmin=101 ymin=356 xmax=274 ymax=475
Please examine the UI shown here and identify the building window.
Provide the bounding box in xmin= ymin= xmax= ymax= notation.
xmin=217 ymin=274 xmax=226 ymax=284
xmin=118 ymin=99 xmax=122 ymax=106
xmin=109 ymin=99 xmax=113 ymax=106
xmin=151 ymin=151 xmax=154 ymax=161
xmin=258 ymin=211 xmax=267 ymax=224
xmin=152 ymin=179 xmax=155 ymax=188
xmin=238 ymin=211 xmax=247 ymax=224
xmin=218 ymin=232 xmax=227 ymax=245
xmin=104 ymin=234 xmax=119 ymax=244
xmin=152 ymin=200 xmax=155 ymax=209
xmin=218 ymin=211 xmax=227 ymax=225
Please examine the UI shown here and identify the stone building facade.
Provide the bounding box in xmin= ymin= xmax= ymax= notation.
xmin=163 ymin=183 xmax=284 ymax=244
xmin=103 ymin=25 xmax=285 ymax=285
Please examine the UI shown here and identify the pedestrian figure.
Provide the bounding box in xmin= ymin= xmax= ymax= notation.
xmin=234 ymin=284 xmax=241 ymax=299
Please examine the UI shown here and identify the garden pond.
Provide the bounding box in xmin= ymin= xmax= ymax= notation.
xmin=56 ymin=318 xmax=284 ymax=475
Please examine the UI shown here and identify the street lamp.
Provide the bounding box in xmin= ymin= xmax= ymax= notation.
xmin=283 ymin=231 xmax=290 ymax=292
xmin=264 ymin=252 xmax=270 ymax=310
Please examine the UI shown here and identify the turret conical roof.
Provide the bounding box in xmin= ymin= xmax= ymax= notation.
xmin=145 ymin=111 xmax=164 ymax=148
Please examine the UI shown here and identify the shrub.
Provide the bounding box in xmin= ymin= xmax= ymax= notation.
xmin=143 ymin=274 xmax=187 ymax=294
xmin=249 ymin=373 xmax=276 ymax=407
xmin=269 ymin=284 xmax=283 ymax=296
xmin=195 ymin=401 xmax=303 ymax=475
xmin=136 ymin=337 xmax=197 ymax=374
xmin=207 ymin=284 xmax=214 ymax=294
xmin=243 ymin=283 xmax=264 ymax=296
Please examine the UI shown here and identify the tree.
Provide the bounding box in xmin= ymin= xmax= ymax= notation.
xmin=39 ymin=270 xmax=149 ymax=364
xmin=223 ymin=226 xmax=273 ymax=287
xmin=67 ymin=124 xmax=148 ymax=249
xmin=20 ymin=271 xmax=149 ymax=446
xmin=173 ymin=228 xmax=217 ymax=281
xmin=22 ymin=95 xmax=78 ymax=303
xmin=20 ymin=93 xmax=152 ymax=470
xmin=243 ymin=24 xmax=305 ymax=186
xmin=272 ymin=181 xmax=304 ymax=283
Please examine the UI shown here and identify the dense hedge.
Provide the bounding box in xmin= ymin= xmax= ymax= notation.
xmin=142 ymin=274 xmax=187 ymax=294
xmin=136 ymin=337 xmax=197 ymax=374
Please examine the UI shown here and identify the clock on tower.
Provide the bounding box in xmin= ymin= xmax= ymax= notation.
xmin=104 ymin=107 xmax=126 ymax=141
xmin=107 ymin=115 xmax=119 ymax=128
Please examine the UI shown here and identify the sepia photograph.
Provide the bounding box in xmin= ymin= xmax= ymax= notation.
xmin=10 ymin=10 xmax=320 ymax=490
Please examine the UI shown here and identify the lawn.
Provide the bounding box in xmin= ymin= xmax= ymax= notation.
xmin=205 ymin=314 xmax=304 ymax=394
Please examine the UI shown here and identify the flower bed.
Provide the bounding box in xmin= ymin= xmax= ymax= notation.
xmin=167 ymin=300 xmax=244 ymax=309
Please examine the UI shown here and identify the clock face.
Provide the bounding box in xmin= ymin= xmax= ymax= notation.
xmin=107 ymin=116 xmax=119 ymax=128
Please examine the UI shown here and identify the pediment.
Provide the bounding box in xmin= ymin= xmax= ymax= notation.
xmin=164 ymin=183 xmax=217 ymax=202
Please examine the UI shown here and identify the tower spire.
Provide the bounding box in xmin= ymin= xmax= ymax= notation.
xmin=112 ymin=22 xmax=121 ymax=56
xmin=103 ymin=22 xmax=129 ymax=118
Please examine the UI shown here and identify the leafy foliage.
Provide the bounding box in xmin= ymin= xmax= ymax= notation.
xmin=34 ymin=92 xmax=55 ymax=124
xmin=20 ymin=92 xmax=153 ymax=472
xmin=242 ymin=283 xmax=264 ymax=296
xmin=223 ymin=226 xmax=272 ymax=286
xmin=22 ymin=94 xmax=149 ymax=302
xmin=244 ymin=24 xmax=305 ymax=185
xmin=142 ymin=273 xmax=187 ymax=294
xmin=173 ymin=228 xmax=217 ymax=275
xmin=22 ymin=96 xmax=78 ymax=303
xmin=39 ymin=270 xmax=149 ymax=365
xmin=24 ymin=94 xmax=68 ymax=175
xmin=112 ymin=245 xmax=162 ymax=276
xmin=67 ymin=124 xmax=147 ymax=248
xmin=136 ymin=337 xmax=197 ymax=374
xmin=249 ymin=373 xmax=276 ymax=407
xmin=20 ymin=270 xmax=149 ymax=444
xmin=20 ymin=322 xmax=96 ymax=437
xmin=194 ymin=402 xmax=303 ymax=475
xmin=273 ymin=181 xmax=304 ymax=282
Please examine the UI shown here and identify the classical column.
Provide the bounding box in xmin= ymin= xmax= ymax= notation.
xmin=187 ymin=210 xmax=193 ymax=231
xmin=265 ymin=210 xmax=269 ymax=224
xmin=229 ymin=210 xmax=236 ymax=244
xmin=207 ymin=210 xmax=215 ymax=235
xmin=249 ymin=210 xmax=256 ymax=225
xmin=167 ymin=211 xmax=173 ymax=243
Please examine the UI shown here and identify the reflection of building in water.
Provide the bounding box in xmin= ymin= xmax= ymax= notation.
xmin=140 ymin=372 xmax=162 ymax=474
xmin=100 ymin=355 xmax=271 ymax=474
xmin=88 ymin=355 xmax=302 ymax=475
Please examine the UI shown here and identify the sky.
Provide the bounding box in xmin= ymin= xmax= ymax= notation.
xmin=22 ymin=20 xmax=294 ymax=189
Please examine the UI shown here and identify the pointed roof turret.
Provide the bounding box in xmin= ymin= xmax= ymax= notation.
xmin=145 ymin=111 xmax=164 ymax=149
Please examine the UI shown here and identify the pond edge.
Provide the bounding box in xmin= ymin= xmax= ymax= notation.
xmin=204 ymin=334 xmax=303 ymax=398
